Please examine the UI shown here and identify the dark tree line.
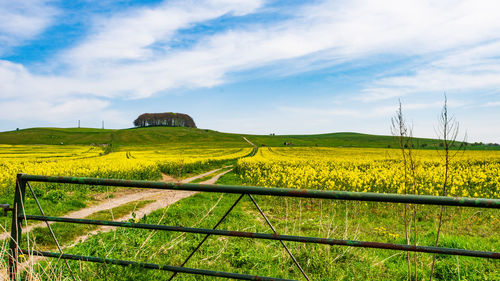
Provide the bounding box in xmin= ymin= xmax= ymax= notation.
xmin=133 ymin=112 xmax=196 ymax=128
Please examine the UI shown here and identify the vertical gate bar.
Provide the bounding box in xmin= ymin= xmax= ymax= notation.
xmin=26 ymin=182 xmax=78 ymax=281
xmin=168 ymin=193 xmax=245 ymax=281
xmin=248 ymin=195 xmax=310 ymax=281
xmin=8 ymin=174 xmax=26 ymax=281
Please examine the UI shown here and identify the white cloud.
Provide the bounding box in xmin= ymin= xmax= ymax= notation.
xmin=360 ymin=39 xmax=500 ymax=101
xmin=0 ymin=97 xmax=107 ymax=122
xmin=0 ymin=0 xmax=58 ymax=53
xmin=482 ymin=101 xmax=500 ymax=107
xmin=63 ymin=0 xmax=263 ymax=65
xmin=279 ymin=100 xmax=466 ymax=121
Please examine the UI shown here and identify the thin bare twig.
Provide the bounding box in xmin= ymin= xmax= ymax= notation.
xmin=430 ymin=94 xmax=465 ymax=281
xmin=391 ymin=100 xmax=412 ymax=280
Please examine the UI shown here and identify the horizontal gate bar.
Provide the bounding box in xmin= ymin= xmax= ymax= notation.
xmin=23 ymin=215 xmax=500 ymax=259
xmin=21 ymin=249 xmax=295 ymax=281
xmin=19 ymin=174 xmax=499 ymax=208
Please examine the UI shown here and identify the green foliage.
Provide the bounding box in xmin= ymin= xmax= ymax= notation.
xmin=215 ymin=170 xmax=245 ymax=185
xmin=158 ymin=159 xmax=234 ymax=178
xmin=43 ymin=189 xmax=67 ymax=203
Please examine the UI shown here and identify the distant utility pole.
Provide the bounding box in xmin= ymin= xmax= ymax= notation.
xmin=78 ymin=120 xmax=80 ymax=128
xmin=102 ymin=120 xmax=104 ymax=129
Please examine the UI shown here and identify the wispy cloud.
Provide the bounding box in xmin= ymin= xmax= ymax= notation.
xmin=360 ymin=40 xmax=500 ymax=101
xmin=0 ymin=0 xmax=58 ymax=54
xmin=63 ymin=0 xmax=264 ymax=64
xmin=0 ymin=97 xmax=116 ymax=124
xmin=482 ymin=101 xmax=500 ymax=107
xmin=279 ymin=100 xmax=465 ymax=120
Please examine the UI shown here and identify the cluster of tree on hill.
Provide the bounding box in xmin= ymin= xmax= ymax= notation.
xmin=133 ymin=112 xmax=196 ymax=128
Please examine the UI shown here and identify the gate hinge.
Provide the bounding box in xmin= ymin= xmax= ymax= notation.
xmin=0 ymin=204 xmax=13 ymax=216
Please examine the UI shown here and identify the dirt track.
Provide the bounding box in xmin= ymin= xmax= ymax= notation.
xmin=67 ymin=167 xmax=233 ymax=246
xmin=1 ymin=168 xmax=230 ymax=243
xmin=1 ymin=167 xmax=231 ymax=241
xmin=0 ymin=167 xmax=233 ymax=276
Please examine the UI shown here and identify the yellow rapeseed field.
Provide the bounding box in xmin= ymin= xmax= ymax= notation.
xmin=0 ymin=145 xmax=252 ymax=194
xmin=236 ymin=147 xmax=500 ymax=198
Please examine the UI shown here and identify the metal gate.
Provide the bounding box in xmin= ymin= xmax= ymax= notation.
xmin=8 ymin=173 xmax=500 ymax=280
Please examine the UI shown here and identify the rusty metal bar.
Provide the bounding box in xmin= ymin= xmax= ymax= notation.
xmin=18 ymin=174 xmax=500 ymax=208
xmin=22 ymin=215 xmax=500 ymax=259
xmin=26 ymin=182 xmax=77 ymax=281
xmin=169 ymin=193 xmax=245 ymax=281
xmin=248 ymin=195 xmax=310 ymax=281
xmin=8 ymin=174 xmax=26 ymax=281
xmin=21 ymin=249 xmax=295 ymax=281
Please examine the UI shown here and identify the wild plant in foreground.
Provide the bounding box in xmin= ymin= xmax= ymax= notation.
xmin=429 ymin=95 xmax=466 ymax=281
xmin=391 ymin=101 xmax=419 ymax=281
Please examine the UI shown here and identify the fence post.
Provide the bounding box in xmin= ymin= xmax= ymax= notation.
xmin=9 ymin=174 xmax=26 ymax=281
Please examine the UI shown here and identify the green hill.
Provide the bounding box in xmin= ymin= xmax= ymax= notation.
xmin=0 ymin=128 xmax=114 ymax=145
xmin=0 ymin=127 xmax=247 ymax=148
xmin=0 ymin=126 xmax=492 ymax=150
xmin=246 ymin=132 xmax=404 ymax=147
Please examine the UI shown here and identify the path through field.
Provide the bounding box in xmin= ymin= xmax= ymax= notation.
xmin=67 ymin=167 xmax=233 ymax=246
xmin=242 ymin=136 xmax=256 ymax=147
xmin=1 ymin=167 xmax=233 ymax=277
xmin=0 ymin=167 xmax=230 ymax=241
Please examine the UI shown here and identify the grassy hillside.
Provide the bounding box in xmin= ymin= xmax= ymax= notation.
xmin=0 ymin=128 xmax=113 ymax=145
xmin=0 ymin=127 xmax=248 ymax=148
xmin=244 ymin=132 xmax=436 ymax=148
xmin=113 ymin=127 xmax=247 ymax=148
xmin=0 ymin=127 xmax=495 ymax=150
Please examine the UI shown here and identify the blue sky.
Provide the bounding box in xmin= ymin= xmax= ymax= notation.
xmin=1 ymin=0 xmax=499 ymax=142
